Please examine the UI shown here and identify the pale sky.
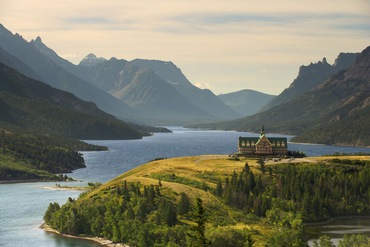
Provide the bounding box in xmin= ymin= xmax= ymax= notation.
xmin=0 ymin=1 xmax=369 ymax=95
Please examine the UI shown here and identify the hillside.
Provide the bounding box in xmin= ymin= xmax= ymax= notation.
xmin=43 ymin=155 xmax=370 ymax=246
xmin=131 ymin=59 xmax=241 ymax=120
xmin=0 ymin=131 xmax=106 ymax=182
xmin=196 ymin=46 xmax=370 ymax=146
xmin=0 ymin=62 xmax=144 ymax=140
xmin=260 ymin=53 xmax=358 ymax=111
xmin=0 ymin=24 xmax=140 ymax=122
xmin=218 ymin=89 xmax=276 ymax=116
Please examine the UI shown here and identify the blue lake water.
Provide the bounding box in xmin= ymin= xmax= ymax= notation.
xmin=1 ymin=127 xmax=370 ymax=247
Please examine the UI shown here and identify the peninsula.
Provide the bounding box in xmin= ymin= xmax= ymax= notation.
xmin=43 ymin=154 xmax=370 ymax=246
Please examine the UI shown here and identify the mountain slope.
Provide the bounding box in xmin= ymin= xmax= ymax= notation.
xmin=131 ymin=59 xmax=241 ymax=120
xmin=0 ymin=62 xmax=143 ymax=139
xmin=261 ymin=53 xmax=358 ymax=111
xmin=218 ymin=89 xmax=276 ymax=116
xmin=0 ymin=24 xmax=139 ymax=122
xmin=198 ymin=46 xmax=370 ymax=146
xmin=114 ymin=68 xmax=212 ymax=124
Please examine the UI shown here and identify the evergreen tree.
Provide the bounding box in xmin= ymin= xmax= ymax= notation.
xmin=187 ymin=198 xmax=211 ymax=247
xmin=177 ymin=192 xmax=190 ymax=215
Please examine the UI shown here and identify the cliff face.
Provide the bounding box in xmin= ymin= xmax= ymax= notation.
xmin=200 ymin=46 xmax=370 ymax=146
xmin=260 ymin=53 xmax=358 ymax=111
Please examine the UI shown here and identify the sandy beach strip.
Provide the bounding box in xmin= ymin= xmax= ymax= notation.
xmin=40 ymin=223 xmax=128 ymax=247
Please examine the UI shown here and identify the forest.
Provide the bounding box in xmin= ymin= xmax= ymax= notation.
xmin=0 ymin=131 xmax=106 ymax=181
xmin=44 ymin=157 xmax=370 ymax=246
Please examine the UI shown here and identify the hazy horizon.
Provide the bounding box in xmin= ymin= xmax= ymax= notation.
xmin=1 ymin=0 xmax=369 ymax=95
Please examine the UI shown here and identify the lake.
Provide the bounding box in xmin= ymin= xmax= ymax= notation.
xmin=1 ymin=127 xmax=370 ymax=247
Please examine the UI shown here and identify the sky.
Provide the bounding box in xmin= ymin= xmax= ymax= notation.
xmin=0 ymin=1 xmax=369 ymax=95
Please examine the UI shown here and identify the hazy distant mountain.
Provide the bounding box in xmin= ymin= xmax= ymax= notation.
xmin=260 ymin=53 xmax=358 ymax=111
xmin=67 ymin=55 xmax=240 ymax=124
xmin=76 ymin=57 xmax=138 ymax=93
xmin=0 ymin=62 xmax=143 ymax=139
xmin=218 ymin=89 xmax=276 ymax=116
xmin=197 ymin=46 xmax=370 ymax=146
xmin=131 ymin=59 xmax=241 ymax=120
xmin=74 ymin=57 xmax=215 ymax=124
xmin=0 ymin=24 xmax=139 ymax=122
xmin=0 ymin=46 xmax=42 ymax=81
xmin=114 ymin=68 xmax=213 ymax=124
xmin=78 ymin=53 xmax=107 ymax=67
xmin=28 ymin=29 xmax=241 ymax=124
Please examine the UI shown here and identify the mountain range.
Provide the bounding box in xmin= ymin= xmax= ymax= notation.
xmin=260 ymin=53 xmax=358 ymax=111
xmin=1 ymin=23 xmax=368 ymax=146
xmin=218 ymin=89 xmax=275 ymax=116
xmin=0 ymin=62 xmax=144 ymax=139
xmin=25 ymin=29 xmax=244 ymax=124
xmin=198 ymin=46 xmax=369 ymax=146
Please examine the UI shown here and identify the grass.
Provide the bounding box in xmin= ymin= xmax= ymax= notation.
xmin=80 ymin=154 xmax=370 ymax=246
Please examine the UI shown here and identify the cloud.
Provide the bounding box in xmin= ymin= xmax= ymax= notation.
xmin=1 ymin=0 xmax=369 ymax=95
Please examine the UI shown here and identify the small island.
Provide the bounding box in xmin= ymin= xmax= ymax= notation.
xmin=43 ymin=154 xmax=370 ymax=246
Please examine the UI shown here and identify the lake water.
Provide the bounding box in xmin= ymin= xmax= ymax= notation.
xmin=1 ymin=127 xmax=370 ymax=247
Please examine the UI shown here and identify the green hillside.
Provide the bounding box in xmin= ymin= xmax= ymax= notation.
xmin=44 ymin=155 xmax=370 ymax=246
xmin=0 ymin=62 xmax=144 ymax=140
xmin=0 ymin=131 xmax=106 ymax=181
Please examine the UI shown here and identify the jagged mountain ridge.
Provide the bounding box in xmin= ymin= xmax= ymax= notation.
xmin=74 ymin=56 xmax=241 ymax=124
xmin=218 ymin=89 xmax=276 ymax=116
xmin=197 ymin=46 xmax=370 ymax=146
xmin=78 ymin=53 xmax=107 ymax=67
xmin=0 ymin=24 xmax=139 ymax=123
xmin=0 ymin=62 xmax=143 ymax=139
xmin=131 ymin=59 xmax=240 ymax=120
xmin=260 ymin=53 xmax=358 ymax=111
xmin=28 ymin=32 xmax=241 ymax=124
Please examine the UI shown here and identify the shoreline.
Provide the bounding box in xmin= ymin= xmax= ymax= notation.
xmin=40 ymin=223 xmax=128 ymax=247
xmin=304 ymin=215 xmax=370 ymax=226
xmin=0 ymin=179 xmax=58 ymax=184
xmin=0 ymin=178 xmax=78 ymax=185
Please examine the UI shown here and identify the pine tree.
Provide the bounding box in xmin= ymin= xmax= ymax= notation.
xmin=187 ymin=198 xmax=211 ymax=246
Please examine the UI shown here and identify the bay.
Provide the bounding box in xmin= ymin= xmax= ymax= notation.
xmin=1 ymin=127 xmax=370 ymax=247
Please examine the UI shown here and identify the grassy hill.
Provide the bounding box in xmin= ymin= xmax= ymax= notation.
xmin=44 ymin=155 xmax=370 ymax=246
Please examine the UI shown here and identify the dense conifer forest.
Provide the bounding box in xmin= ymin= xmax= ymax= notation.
xmin=0 ymin=131 xmax=106 ymax=181
xmin=44 ymin=157 xmax=370 ymax=246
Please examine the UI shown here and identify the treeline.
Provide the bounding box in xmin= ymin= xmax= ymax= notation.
xmin=217 ymin=159 xmax=370 ymax=222
xmin=44 ymin=181 xmax=256 ymax=247
xmin=45 ymin=182 xmax=189 ymax=246
xmin=0 ymin=92 xmax=144 ymax=140
xmin=44 ymin=159 xmax=370 ymax=246
xmin=291 ymin=107 xmax=370 ymax=146
xmin=0 ymin=132 xmax=106 ymax=180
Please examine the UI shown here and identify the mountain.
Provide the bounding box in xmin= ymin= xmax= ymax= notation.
xmin=29 ymin=30 xmax=241 ymax=124
xmin=218 ymin=89 xmax=276 ymax=116
xmin=78 ymin=53 xmax=107 ymax=67
xmin=131 ymin=59 xmax=241 ymax=120
xmin=113 ymin=68 xmax=212 ymax=124
xmin=59 ymin=57 xmax=214 ymax=124
xmin=0 ymin=62 xmax=143 ymax=139
xmin=0 ymin=24 xmax=139 ymax=122
xmin=260 ymin=53 xmax=358 ymax=111
xmin=197 ymin=46 xmax=370 ymax=146
xmin=11 ymin=22 xmax=241 ymax=124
